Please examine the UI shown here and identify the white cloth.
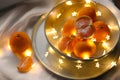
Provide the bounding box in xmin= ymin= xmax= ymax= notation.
xmin=0 ymin=0 xmax=120 ymax=80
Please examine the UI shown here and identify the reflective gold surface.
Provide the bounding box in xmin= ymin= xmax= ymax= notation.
xmin=45 ymin=0 xmax=119 ymax=60
xmin=32 ymin=20 xmax=119 ymax=79
xmin=32 ymin=0 xmax=120 ymax=79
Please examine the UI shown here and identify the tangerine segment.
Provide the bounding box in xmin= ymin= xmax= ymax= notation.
xmin=73 ymin=39 xmax=96 ymax=59
xmin=10 ymin=32 xmax=32 ymax=59
xmin=62 ymin=19 xmax=76 ymax=36
xmin=17 ymin=56 xmax=33 ymax=73
xmin=93 ymin=21 xmax=110 ymax=42
xmin=77 ymin=6 xmax=96 ymax=22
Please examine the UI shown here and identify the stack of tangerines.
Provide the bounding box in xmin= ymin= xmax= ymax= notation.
xmin=58 ymin=6 xmax=110 ymax=59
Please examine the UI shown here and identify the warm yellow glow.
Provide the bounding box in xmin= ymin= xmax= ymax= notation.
xmin=63 ymin=50 xmax=72 ymax=57
xmin=30 ymin=62 xmax=41 ymax=73
xmin=81 ymin=52 xmax=90 ymax=59
xmin=47 ymin=28 xmax=58 ymax=40
xmin=7 ymin=41 xmax=11 ymax=50
xmin=53 ymin=35 xmax=58 ymax=39
xmin=48 ymin=47 xmax=55 ymax=54
xmin=108 ymin=25 xmax=118 ymax=31
xmin=5 ymin=39 xmax=11 ymax=51
xmin=66 ymin=1 xmax=72 ymax=5
xmin=91 ymin=38 xmax=96 ymax=42
xmin=0 ymin=49 xmax=3 ymax=57
xmin=102 ymin=50 xmax=107 ymax=55
xmin=102 ymin=42 xmax=110 ymax=50
xmin=48 ymin=28 xmax=57 ymax=34
xmin=72 ymin=30 xmax=77 ymax=36
xmin=111 ymin=61 xmax=117 ymax=67
xmin=23 ymin=49 xmax=32 ymax=57
xmin=95 ymin=62 xmax=100 ymax=68
xmin=67 ymin=53 xmax=71 ymax=57
xmin=31 ymin=63 xmax=36 ymax=68
xmin=108 ymin=25 xmax=112 ymax=29
xmin=45 ymin=52 xmax=49 ymax=57
xmin=106 ymin=35 xmax=110 ymax=40
xmin=61 ymin=56 xmax=66 ymax=59
xmin=76 ymin=60 xmax=82 ymax=63
xmin=85 ymin=0 xmax=92 ymax=4
xmin=57 ymin=13 xmax=62 ymax=18
xmin=88 ymin=40 xmax=95 ymax=46
xmin=94 ymin=59 xmax=99 ymax=61
xmin=49 ymin=11 xmax=57 ymax=19
xmin=96 ymin=11 xmax=102 ymax=16
xmin=76 ymin=64 xmax=82 ymax=69
xmin=59 ymin=58 xmax=64 ymax=64
xmin=72 ymin=11 xmax=77 ymax=17
xmin=84 ymin=0 xmax=92 ymax=7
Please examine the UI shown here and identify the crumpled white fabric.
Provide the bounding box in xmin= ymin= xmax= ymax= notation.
xmin=0 ymin=0 xmax=61 ymax=80
xmin=0 ymin=0 xmax=120 ymax=80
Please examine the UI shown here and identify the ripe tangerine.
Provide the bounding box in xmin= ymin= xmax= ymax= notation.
xmin=77 ymin=6 xmax=96 ymax=22
xmin=62 ymin=19 xmax=76 ymax=36
xmin=73 ymin=39 xmax=96 ymax=59
xmin=93 ymin=21 xmax=110 ymax=42
xmin=9 ymin=32 xmax=32 ymax=59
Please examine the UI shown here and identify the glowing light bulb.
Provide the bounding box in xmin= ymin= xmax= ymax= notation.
xmin=57 ymin=13 xmax=62 ymax=18
xmin=76 ymin=64 xmax=82 ymax=69
xmin=85 ymin=0 xmax=92 ymax=7
xmin=106 ymin=35 xmax=110 ymax=40
xmin=85 ymin=0 xmax=92 ymax=4
xmin=76 ymin=60 xmax=82 ymax=63
xmin=102 ymin=50 xmax=107 ymax=55
xmin=66 ymin=1 xmax=72 ymax=5
xmin=59 ymin=58 xmax=64 ymax=64
xmin=0 ymin=49 xmax=3 ymax=57
xmin=95 ymin=62 xmax=100 ymax=68
xmin=45 ymin=52 xmax=49 ymax=57
xmin=111 ymin=61 xmax=117 ymax=67
xmin=23 ymin=49 xmax=32 ymax=57
xmin=102 ymin=42 xmax=110 ymax=50
xmin=81 ymin=52 xmax=90 ymax=59
xmin=96 ymin=11 xmax=102 ymax=16
xmin=72 ymin=11 xmax=77 ymax=17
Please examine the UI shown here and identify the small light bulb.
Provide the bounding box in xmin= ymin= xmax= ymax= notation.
xmin=24 ymin=49 xmax=32 ymax=57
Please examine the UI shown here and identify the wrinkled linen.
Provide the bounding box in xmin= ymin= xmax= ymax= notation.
xmin=0 ymin=0 xmax=120 ymax=80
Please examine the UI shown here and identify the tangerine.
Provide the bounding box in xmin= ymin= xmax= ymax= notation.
xmin=73 ymin=39 xmax=96 ymax=59
xmin=93 ymin=21 xmax=110 ymax=42
xmin=62 ymin=19 xmax=76 ymax=36
xmin=77 ymin=6 xmax=96 ymax=22
xmin=58 ymin=36 xmax=73 ymax=53
xmin=9 ymin=32 xmax=32 ymax=59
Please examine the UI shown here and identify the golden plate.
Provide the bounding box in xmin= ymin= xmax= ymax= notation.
xmin=32 ymin=0 xmax=120 ymax=79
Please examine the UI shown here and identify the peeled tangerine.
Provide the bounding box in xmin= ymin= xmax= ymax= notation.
xmin=17 ymin=56 xmax=33 ymax=73
xmin=73 ymin=39 xmax=96 ymax=59
xmin=93 ymin=21 xmax=110 ymax=42
xmin=77 ymin=6 xmax=96 ymax=22
xmin=62 ymin=18 xmax=76 ymax=36
xmin=75 ymin=15 xmax=95 ymax=38
xmin=10 ymin=32 xmax=32 ymax=59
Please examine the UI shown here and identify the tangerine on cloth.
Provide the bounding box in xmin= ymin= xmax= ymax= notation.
xmin=0 ymin=0 xmax=120 ymax=80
